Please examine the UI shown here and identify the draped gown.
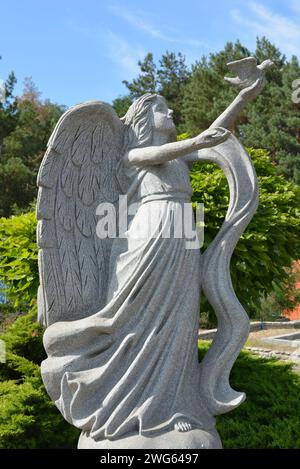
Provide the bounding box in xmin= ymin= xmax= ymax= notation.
xmin=41 ymin=157 xmax=215 ymax=441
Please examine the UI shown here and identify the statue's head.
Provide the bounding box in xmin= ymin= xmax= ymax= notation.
xmin=122 ymin=93 xmax=176 ymax=150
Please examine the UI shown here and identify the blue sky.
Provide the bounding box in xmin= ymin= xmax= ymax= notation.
xmin=0 ymin=0 xmax=300 ymax=106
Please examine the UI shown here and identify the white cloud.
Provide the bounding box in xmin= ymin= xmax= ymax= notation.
xmin=109 ymin=6 xmax=165 ymax=39
xmin=66 ymin=19 xmax=146 ymax=76
xmin=105 ymin=31 xmax=146 ymax=76
xmin=231 ymin=2 xmax=300 ymax=56
xmin=109 ymin=4 xmax=205 ymax=49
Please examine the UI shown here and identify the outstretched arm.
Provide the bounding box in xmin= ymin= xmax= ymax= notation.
xmin=209 ymin=78 xmax=265 ymax=131
xmin=123 ymin=127 xmax=230 ymax=166
xmin=183 ymin=78 xmax=266 ymax=166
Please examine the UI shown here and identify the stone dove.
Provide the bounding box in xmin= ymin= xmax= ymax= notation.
xmin=224 ymin=57 xmax=274 ymax=89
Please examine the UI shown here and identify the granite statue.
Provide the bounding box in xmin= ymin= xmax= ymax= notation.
xmin=37 ymin=57 xmax=273 ymax=449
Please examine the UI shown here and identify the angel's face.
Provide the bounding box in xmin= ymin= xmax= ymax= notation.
xmin=151 ymin=96 xmax=176 ymax=137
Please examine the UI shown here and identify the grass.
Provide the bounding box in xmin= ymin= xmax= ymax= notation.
xmin=199 ymin=342 xmax=300 ymax=448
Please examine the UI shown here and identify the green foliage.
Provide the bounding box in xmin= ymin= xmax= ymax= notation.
xmin=0 ymin=309 xmax=45 ymax=371
xmin=259 ymin=265 xmax=300 ymax=321
xmin=122 ymin=38 xmax=300 ymax=183
xmin=123 ymin=52 xmax=157 ymax=97
xmin=0 ymin=310 xmax=79 ymax=448
xmin=198 ymin=343 xmax=300 ymax=448
xmin=122 ymin=51 xmax=191 ymax=126
xmin=0 ymin=157 xmax=34 ymax=215
xmin=0 ymin=58 xmax=18 ymax=144
xmin=1 ymin=316 xmax=299 ymax=448
xmin=112 ymin=95 xmax=132 ymax=118
xmin=0 ymin=73 xmax=64 ymax=216
xmin=191 ymin=148 xmax=300 ymax=320
xmin=0 ymin=211 xmax=38 ymax=308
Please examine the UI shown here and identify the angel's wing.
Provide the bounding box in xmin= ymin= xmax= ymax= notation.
xmin=37 ymin=101 xmax=124 ymax=327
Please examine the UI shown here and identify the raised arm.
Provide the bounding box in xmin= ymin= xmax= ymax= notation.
xmin=123 ymin=127 xmax=230 ymax=166
xmin=183 ymin=80 xmax=265 ymax=165
xmin=211 ymin=57 xmax=273 ymax=130
xmin=209 ymin=78 xmax=265 ymax=131
xmin=184 ymin=57 xmax=274 ymax=165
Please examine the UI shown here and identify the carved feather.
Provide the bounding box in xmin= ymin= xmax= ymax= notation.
xmin=37 ymin=101 xmax=125 ymax=326
xmin=61 ymin=155 xmax=79 ymax=198
xmin=75 ymin=233 xmax=99 ymax=313
xmin=39 ymin=249 xmax=65 ymax=324
xmin=37 ymin=220 xmax=56 ymax=248
xmin=37 ymin=148 xmax=62 ymax=189
xmin=78 ymin=161 xmax=102 ymax=206
xmin=56 ymin=190 xmax=75 ymax=232
xmin=56 ymin=222 xmax=83 ymax=317
xmin=36 ymin=187 xmax=55 ymax=220
xmin=75 ymin=199 xmax=97 ymax=237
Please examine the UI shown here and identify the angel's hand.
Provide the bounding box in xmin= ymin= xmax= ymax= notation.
xmin=195 ymin=127 xmax=231 ymax=148
xmin=240 ymin=77 xmax=266 ymax=101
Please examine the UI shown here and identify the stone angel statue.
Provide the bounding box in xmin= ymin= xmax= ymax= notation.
xmin=37 ymin=57 xmax=273 ymax=449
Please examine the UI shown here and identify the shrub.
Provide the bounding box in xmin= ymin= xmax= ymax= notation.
xmin=0 ymin=211 xmax=38 ymax=309
xmin=0 ymin=309 xmax=79 ymax=448
xmin=208 ymin=348 xmax=300 ymax=448
xmin=191 ymin=148 xmax=300 ymax=321
xmin=1 ymin=317 xmax=299 ymax=448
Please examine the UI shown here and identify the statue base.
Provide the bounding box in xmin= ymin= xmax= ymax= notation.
xmin=78 ymin=427 xmax=222 ymax=449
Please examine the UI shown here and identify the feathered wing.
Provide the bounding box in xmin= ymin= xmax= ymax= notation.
xmin=37 ymin=101 xmax=124 ymax=327
xmin=197 ymin=135 xmax=259 ymax=415
xmin=227 ymin=57 xmax=257 ymax=80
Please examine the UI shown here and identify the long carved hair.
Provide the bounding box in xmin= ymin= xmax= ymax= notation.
xmin=121 ymin=93 xmax=158 ymax=151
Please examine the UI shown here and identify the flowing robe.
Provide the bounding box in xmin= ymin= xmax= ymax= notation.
xmin=41 ymin=158 xmax=214 ymax=441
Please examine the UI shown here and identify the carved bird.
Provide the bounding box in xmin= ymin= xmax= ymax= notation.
xmin=224 ymin=57 xmax=274 ymax=89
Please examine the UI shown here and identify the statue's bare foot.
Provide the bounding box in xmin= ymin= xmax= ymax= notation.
xmin=174 ymin=419 xmax=193 ymax=432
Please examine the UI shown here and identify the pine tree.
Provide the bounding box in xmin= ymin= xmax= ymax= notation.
xmin=0 ymin=71 xmax=65 ymax=215
xmin=121 ymin=51 xmax=191 ymax=127
xmin=157 ymin=51 xmax=191 ymax=126
xmin=181 ymin=38 xmax=300 ymax=183
xmin=122 ymin=52 xmax=157 ymax=98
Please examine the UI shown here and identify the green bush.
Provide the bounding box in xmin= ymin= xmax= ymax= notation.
xmin=0 ymin=211 xmax=38 ymax=309
xmin=0 ymin=315 xmax=299 ymax=448
xmin=0 ymin=309 xmax=45 ymax=373
xmin=191 ymin=148 xmax=300 ymax=320
xmin=209 ymin=348 xmax=300 ymax=448
xmin=0 ymin=309 xmax=80 ymax=449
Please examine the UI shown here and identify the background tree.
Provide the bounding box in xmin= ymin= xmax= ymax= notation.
xmin=0 ymin=56 xmax=18 ymax=150
xmin=0 ymin=73 xmax=65 ymax=216
xmin=112 ymin=95 xmax=133 ymax=118
xmin=123 ymin=52 xmax=157 ymax=97
xmin=114 ymin=38 xmax=300 ymax=183
xmin=116 ymin=51 xmax=191 ymax=126
xmin=181 ymin=37 xmax=300 ymax=183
